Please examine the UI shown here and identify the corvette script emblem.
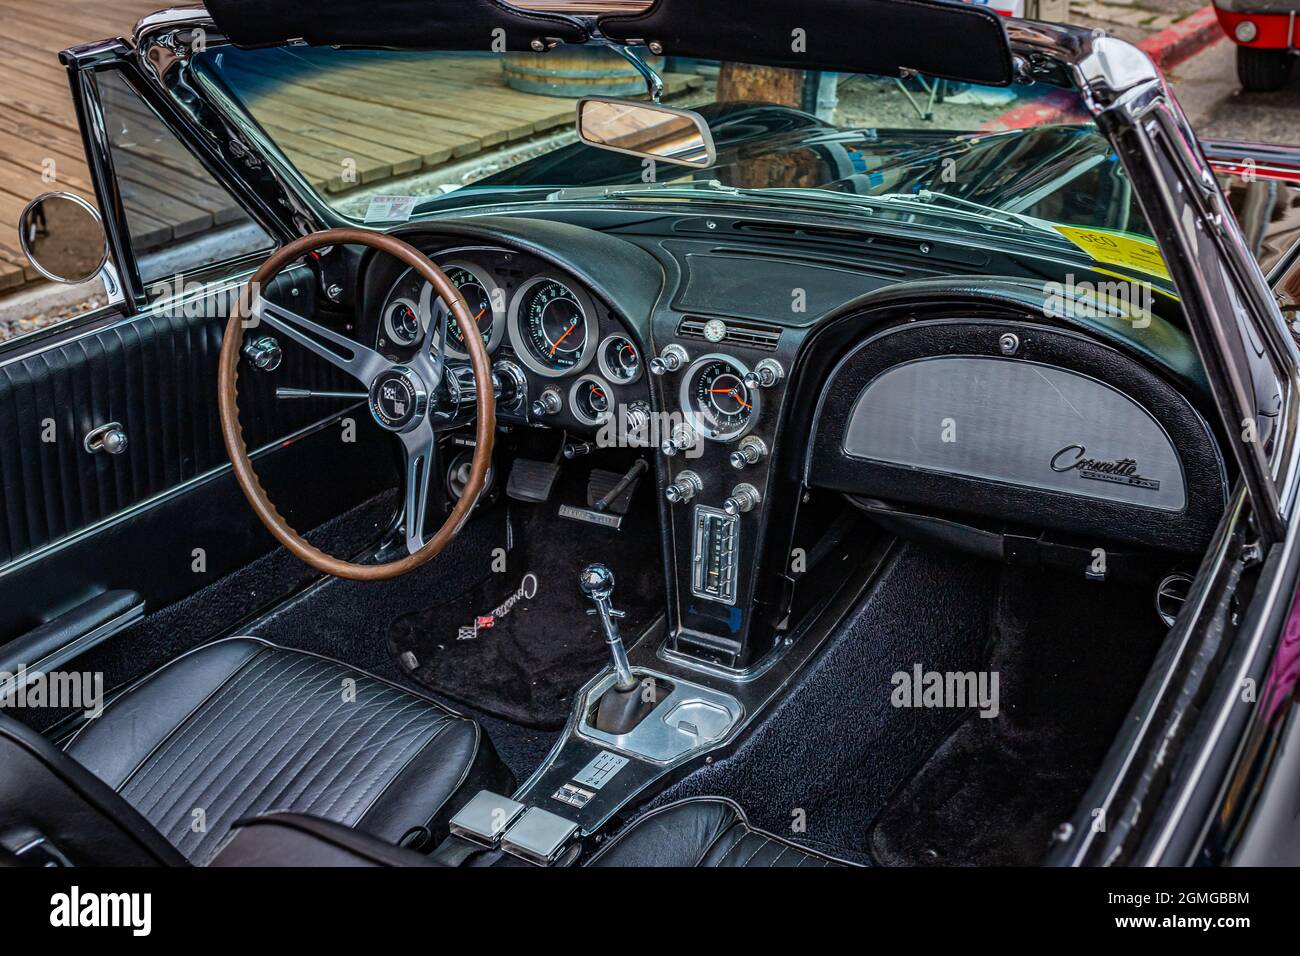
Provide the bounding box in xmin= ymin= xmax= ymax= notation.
xmin=1049 ymin=444 xmax=1160 ymax=491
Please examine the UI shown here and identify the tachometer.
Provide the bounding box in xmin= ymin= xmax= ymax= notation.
xmin=508 ymin=276 xmax=596 ymax=377
xmin=681 ymin=355 xmax=758 ymax=442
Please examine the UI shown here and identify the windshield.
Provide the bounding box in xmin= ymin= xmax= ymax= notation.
xmin=193 ymin=44 xmax=1157 ymax=254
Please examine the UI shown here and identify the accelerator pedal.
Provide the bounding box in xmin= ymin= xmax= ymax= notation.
xmin=588 ymin=461 xmax=647 ymax=515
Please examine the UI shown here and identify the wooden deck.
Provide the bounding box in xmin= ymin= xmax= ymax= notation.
xmin=0 ymin=0 xmax=157 ymax=291
xmin=0 ymin=0 xmax=695 ymax=295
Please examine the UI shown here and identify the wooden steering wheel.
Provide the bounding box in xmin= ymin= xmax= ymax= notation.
xmin=218 ymin=228 xmax=495 ymax=581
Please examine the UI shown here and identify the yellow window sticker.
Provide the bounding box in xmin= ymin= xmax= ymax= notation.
xmin=1053 ymin=225 xmax=1171 ymax=282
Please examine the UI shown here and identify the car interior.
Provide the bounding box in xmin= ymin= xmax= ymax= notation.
xmin=0 ymin=2 xmax=1241 ymax=870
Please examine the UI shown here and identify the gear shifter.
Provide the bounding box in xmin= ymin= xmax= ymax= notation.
xmin=580 ymin=564 xmax=635 ymax=691
xmin=580 ymin=564 xmax=660 ymax=734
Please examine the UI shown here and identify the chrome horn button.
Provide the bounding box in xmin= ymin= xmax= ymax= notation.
xmin=368 ymin=366 xmax=428 ymax=432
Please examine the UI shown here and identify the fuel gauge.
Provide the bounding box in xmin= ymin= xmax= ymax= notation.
xmin=598 ymin=334 xmax=642 ymax=384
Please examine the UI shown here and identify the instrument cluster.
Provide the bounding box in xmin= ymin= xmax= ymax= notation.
xmin=374 ymin=246 xmax=644 ymax=430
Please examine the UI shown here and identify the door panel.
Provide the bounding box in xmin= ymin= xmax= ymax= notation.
xmin=0 ymin=272 xmax=396 ymax=642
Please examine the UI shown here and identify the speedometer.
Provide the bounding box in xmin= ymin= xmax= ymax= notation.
xmin=436 ymin=262 xmax=503 ymax=359
xmin=681 ymin=355 xmax=759 ymax=442
xmin=507 ymin=276 xmax=596 ymax=377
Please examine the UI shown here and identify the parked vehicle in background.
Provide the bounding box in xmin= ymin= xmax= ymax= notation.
xmin=1213 ymin=0 xmax=1300 ymax=90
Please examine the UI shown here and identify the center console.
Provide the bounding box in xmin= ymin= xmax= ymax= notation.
xmin=649 ymin=312 xmax=807 ymax=673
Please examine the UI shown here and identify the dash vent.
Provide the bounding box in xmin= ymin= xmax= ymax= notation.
xmin=677 ymin=316 xmax=781 ymax=351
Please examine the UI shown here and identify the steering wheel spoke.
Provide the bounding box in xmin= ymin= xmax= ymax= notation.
xmin=252 ymin=297 xmax=388 ymax=385
xmin=398 ymin=424 xmax=437 ymax=555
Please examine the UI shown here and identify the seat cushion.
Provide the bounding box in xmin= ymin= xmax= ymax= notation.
xmin=63 ymin=637 xmax=494 ymax=865
xmin=586 ymin=798 xmax=850 ymax=867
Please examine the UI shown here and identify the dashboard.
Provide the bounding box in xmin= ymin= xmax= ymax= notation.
xmin=372 ymin=245 xmax=649 ymax=434
xmin=347 ymin=213 xmax=1227 ymax=673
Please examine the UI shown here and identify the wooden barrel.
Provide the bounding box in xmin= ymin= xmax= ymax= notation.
xmin=501 ymin=48 xmax=665 ymax=97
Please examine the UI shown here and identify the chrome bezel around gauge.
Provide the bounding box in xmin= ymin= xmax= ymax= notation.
xmin=569 ymin=374 xmax=615 ymax=427
xmin=429 ymin=258 xmax=506 ymax=360
xmin=679 ymin=354 xmax=760 ymax=443
xmin=507 ymin=274 xmax=597 ymax=378
xmin=381 ymin=295 xmax=425 ymax=348
xmin=597 ymin=333 xmax=642 ymax=385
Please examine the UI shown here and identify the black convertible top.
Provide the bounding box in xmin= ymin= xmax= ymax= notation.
xmin=203 ymin=0 xmax=1013 ymax=86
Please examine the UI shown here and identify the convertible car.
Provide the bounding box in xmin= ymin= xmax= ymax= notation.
xmin=2 ymin=0 xmax=1299 ymax=871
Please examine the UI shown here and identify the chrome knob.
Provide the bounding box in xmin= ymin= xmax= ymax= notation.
xmin=530 ymin=387 xmax=562 ymax=417
xmin=728 ymin=435 xmax=768 ymax=470
xmin=659 ymin=423 xmax=696 ymax=458
xmin=243 ymin=334 xmax=282 ymax=372
xmin=84 ymin=422 xmax=129 ymax=456
xmin=579 ymin=563 xmax=615 ymax=601
xmin=492 ymin=360 xmax=526 ymax=410
xmin=664 ymin=470 xmax=703 ymax=504
xmin=742 ymin=358 xmax=784 ymax=390
xmin=624 ymin=400 xmax=650 ymax=437
xmin=723 ymin=483 xmax=761 ymax=515
xmin=649 ymin=344 xmax=689 ymax=376
xmin=101 ymin=429 xmax=129 ymax=455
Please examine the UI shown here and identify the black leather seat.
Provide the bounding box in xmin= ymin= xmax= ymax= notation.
xmin=0 ymin=637 xmax=507 ymax=866
xmin=586 ymin=798 xmax=849 ymax=867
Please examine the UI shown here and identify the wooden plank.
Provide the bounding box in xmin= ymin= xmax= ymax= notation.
xmin=219 ymin=86 xmax=456 ymax=169
xmin=222 ymin=62 xmax=482 ymax=159
xmin=226 ymin=57 xmax=512 ymax=148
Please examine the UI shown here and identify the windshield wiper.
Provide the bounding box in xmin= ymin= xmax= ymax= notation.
xmin=547 ymin=180 xmax=742 ymax=202
xmin=869 ymin=189 xmax=1062 ymax=237
xmin=546 ymin=180 xmax=1069 ymax=243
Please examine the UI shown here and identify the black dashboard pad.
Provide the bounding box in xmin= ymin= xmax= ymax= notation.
xmin=599 ymin=0 xmax=1016 ymax=86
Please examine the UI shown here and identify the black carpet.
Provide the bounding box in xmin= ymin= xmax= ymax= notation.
xmin=867 ymin=564 xmax=1163 ymax=866
xmin=387 ymin=461 xmax=664 ymax=729
xmin=641 ymin=541 xmax=997 ymax=864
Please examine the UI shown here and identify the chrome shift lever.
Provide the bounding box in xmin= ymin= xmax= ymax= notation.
xmin=579 ymin=564 xmax=636 ymax=691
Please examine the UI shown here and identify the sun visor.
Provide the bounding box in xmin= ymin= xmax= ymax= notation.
xmin=599 ymin=0 xmax=1015 ymax=86
xmin=204 ymin=0 xmax=590 ymax=51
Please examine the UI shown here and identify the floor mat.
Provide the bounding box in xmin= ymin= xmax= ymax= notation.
xmin=387 ymin=463 xmax=663 ymax=728
xmin=867 ymin=565 xmax=1163 ymax=866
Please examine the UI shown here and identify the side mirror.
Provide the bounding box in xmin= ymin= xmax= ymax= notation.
xmin=576 ymin=97 xmax=715 ymax=169
xmin=18 ymin=192 xmax=109 ymax=284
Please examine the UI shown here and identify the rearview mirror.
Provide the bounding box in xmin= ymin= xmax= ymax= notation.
xmin=576 ymin=97 xmax=715 ymax=169
xmin=18 ymin=192 xmax=109 ymax=284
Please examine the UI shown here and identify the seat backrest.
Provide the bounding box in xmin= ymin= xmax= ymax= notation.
xmin=0 ymin=714 xmax=185 ymax=866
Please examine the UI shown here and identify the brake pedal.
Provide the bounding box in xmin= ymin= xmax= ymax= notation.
xmin=506 ymin=458 xmax=561 ymax=503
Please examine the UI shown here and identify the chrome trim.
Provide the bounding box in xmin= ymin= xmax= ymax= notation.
xmin=575 ymin=668 xmax=743 ymax=766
